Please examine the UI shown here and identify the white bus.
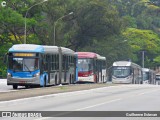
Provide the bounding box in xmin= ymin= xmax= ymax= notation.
xmin=112 ymin=61 xmax=142 ymax=84
xmin=142 ymin=68 xmax=156 ymax=84
xmin=5 ymin=44 xmax=77 ymax=89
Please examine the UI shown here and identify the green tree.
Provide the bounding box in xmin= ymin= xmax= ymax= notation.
xmin=123 ymin=28 xmax=160 ymax=68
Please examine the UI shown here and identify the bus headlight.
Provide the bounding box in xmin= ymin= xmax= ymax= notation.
xmin=126 ymin=76 xmax=130 ymax=79
xmin=34 ymin=72 xmax=40 ymax=77
xmin=7 ymin=73 xmax=12 ymax=77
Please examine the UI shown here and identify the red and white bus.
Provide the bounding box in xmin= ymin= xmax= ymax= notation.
xmin=76 ymin=52 xmax=106 ymax=83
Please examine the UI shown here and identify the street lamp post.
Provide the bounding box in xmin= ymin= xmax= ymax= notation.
xmin=142 ymin=51 xmax=145 ymax=68
xmin=53 ymin=12 xmax=73 ymax=46
xmin=24 ymin=0 xmax=48 ymax=44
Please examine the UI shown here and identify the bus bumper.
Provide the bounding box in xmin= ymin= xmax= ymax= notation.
xmin=112 ymin=78 xmax=132 ymax=84
xmin=78 ymin=76 xmax=94 ymax=83
xmin=7 ymin=76 xmax=40 ymax=86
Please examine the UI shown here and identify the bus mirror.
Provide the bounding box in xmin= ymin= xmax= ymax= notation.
xmin=3 ymin=53 xmax=8 ymax=64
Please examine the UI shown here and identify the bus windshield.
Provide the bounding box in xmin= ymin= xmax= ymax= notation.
xmin=78 ymin=58 xmax=93 ymax=72
xmin=156 ymin=75 xmax=160 ymax=81
xmin=143 ymin=72 xmax=149 ymax=81
xmin=113 ymin=66 xmax=131 ymax=78
xmin=9 ymin=57 xmax=39 ymax=72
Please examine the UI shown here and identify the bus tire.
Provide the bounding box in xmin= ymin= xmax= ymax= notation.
xmin=69 ymin=74 xmax=72 ymax=84
xmin=44 ymin=78 xmax=47 ymax=87
xmin=72 ymin=74 xmax=74 ymax=83
xmin=94 ymin=75 xmax=97 ymax=83
xmin=132 ymin=79 xmax=134 ymax=84
xmin=102 ymin=75 xmax=104 ymax=83
xmin=55 ymin=75 xmax=57 ymax=85
xmin=13 ymin=85 xmax=18 ymax=89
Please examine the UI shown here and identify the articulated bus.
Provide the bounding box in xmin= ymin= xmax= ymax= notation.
xmin=112 ymin=61 xmax=142 ymax=84
xmin=142 ymin=68 xmax=156 ymax=84
xmin=5 ymin=44 xmax=77 ymax=89
xmin=76 ymin=52 xmax=106 ymax=83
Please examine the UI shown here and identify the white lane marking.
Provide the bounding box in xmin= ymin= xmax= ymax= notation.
xmin=0 ymin=85 xmax=125 ymax=106
xmin=76 ymin=98 xmax=122 ymax=111
xmin=0 ymin=84 xmax=158 ymax=108
xmin=34 ymin=99 xmax=122 ymax=120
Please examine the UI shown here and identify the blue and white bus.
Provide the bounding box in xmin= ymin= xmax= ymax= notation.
xmin=5 ymin=44 xmax=77 ymax=89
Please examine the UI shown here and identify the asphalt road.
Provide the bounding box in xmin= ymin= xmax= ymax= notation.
xmin=0 ymin=79 xmax=110 ymax=101
xmin=0 ymin=79 xmax=25 ymax=92
xmin=0 ymin=79 xmax=13 ymax=92
xmin=0 ymin=79 xmax=110 ymax=93
xmin=0 ymin=84 xmax=160 ymax=120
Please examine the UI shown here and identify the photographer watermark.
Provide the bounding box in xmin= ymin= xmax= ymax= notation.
xmin=1 ymin=111 xmax=42 ymax=118
xmin=1 ymin=1 xmax=6 ymax=7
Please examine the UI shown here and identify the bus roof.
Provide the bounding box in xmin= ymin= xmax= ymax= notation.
xmin=76 ymin=52 xmax=106 ymax=60
xmin=113 ymin=61 xmax=131 ymax=66
xmin=9 ymin=44 xmax=44 ymax=53
xmin=97 ymin=54 xmax=106 ymax=60
xmin=113 ymin=61 xmax=141 ymax=68
xmin=9 ymin=44 xmax=75 ymax=55
xmin=76 ymin=52 xmax=97 ymax=58
xmin=142 ymin=68 xmax=150 ymax=72
xmin=61 ymin=47 xmax=75 ymax=55
xmin=43 ymin=46 xmax=75 ymax=55
xmin=43 ymin=46 xmax=58 ymax=54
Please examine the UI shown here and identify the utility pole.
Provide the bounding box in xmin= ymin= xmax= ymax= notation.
xmin=142 ymin=51 xmax=145 ymax=68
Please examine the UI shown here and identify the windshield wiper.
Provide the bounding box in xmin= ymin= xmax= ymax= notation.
xmin=24 ymin=64 xmax=31 ymax=72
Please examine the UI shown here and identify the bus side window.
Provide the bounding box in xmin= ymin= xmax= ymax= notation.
xmin=89 ymin=64 xmax=91 ymax=70
xmin=130 ymin=69 xmax=132 ymax=74
xmin=35 ymin=58 xmax=38 ymax=70
xmin=66 ymin=56 xmax=69 ymax=70
xmin=41 ymin=55 xmax=46 ymax=73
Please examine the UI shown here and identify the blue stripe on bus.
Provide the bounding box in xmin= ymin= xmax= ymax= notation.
xmin=8 ymin=70 xmax=40 ymax=78
xmin=40 ymin=72 xmax=48 ymax=86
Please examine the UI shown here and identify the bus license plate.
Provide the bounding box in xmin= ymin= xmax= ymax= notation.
xmin=19 ymin=81 xmax=26 ymax=84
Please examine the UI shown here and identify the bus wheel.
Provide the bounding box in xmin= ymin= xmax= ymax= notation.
xmin=102 ymin=75 xmax=104 ymax=83
xmin=72 ymin=74 xmax=74 ymax=84
xmin=132 ymin=79 xmax=134 ymax=84
xmin=69 ymin=74 xmax=72 ymax=84
xmin=94 ymin=75 xmax=97 ymax=83
xmin=55 ymin=75 xmax=57 ymax=85
xmin=44 ymin=78 xmax=47 ymax=87
xmin=13 ymin=85 xmax=18 ymax=89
